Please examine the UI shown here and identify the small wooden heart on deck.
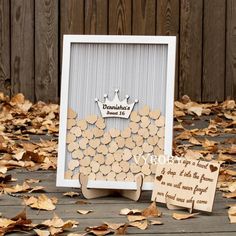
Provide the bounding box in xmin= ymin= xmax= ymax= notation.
xmin=209 ymin=164 xmax=218 ymax=172
xmin=156 ymin=175 xmax=163 ymax=181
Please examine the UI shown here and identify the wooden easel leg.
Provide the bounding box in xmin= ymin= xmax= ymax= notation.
xmin=119 ymin=174 xmax=143 ymax=201
xmin=165 ymin=197 xmax=195 ymax=213
xmin=79 ymin=174 xmax=114 ymax=199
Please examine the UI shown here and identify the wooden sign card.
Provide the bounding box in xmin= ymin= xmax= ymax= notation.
xmin=151 ymin=158 xmax=221 ymax=212
xmin=57 ymin=35 xmax=176 ymax=190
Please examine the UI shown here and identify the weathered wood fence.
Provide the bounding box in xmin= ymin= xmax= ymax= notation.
xmin=0 ymin=0 xmax=235 ymax=102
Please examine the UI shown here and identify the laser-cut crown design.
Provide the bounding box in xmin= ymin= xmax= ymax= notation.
xmin=95 ymin=89 xmax=138 ymax=119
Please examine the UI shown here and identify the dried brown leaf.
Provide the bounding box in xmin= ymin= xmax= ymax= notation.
xmin=172 ymin=212 xmax=199 ymax=220
xmin=141 ymin=202 xmax=161 ymax=217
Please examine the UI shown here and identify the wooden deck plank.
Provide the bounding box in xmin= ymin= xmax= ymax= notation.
xmin=0 ymin=0 xmax=10 ymax=96
xmin=35 ymin=0 xmax=58 ymax=103
xmin=179 ymin=0 xmax=202 ymax=101
xmin=226 ymin=0 xmax=236 ymax=99
xmin=108 ymin=0 xmax=131 ymax=35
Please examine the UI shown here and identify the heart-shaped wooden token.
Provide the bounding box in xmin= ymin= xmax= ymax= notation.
xmin=67 ymin=108 xmax=77 ymax=119
xmin=123 ymin=148 xmax=132 ymax=161
xmin=141 ymin=163 xmax=151 ymax=175
xmin=89 ymin=138 xmax=100 ymax=149
xmin=101 ymin=132 xmax=111 ymax=145
xmin=105 ymin=153 xmax=115 ymax=165
xmin=96 ymin=172 xmax=105 ymax=180
xmin=66 ymin=133 xmax=76 ymax=143
xmin=149 ymin=109 xmax=161 ymax=120
xmin=111 ymin=162 xmax=122 ymax=173
xmin=209 ymin=164 xmax=218 ymax=172
xmin=157 ymin=138 xmax=164 ymax=149
xmin=132 ymin=146 xmax=143 ymax=156
xmin=109 ymin=128 xmax=120 ymax=138
xmin=78 ymin=138 xmax=88 ymax=150
xmin=93 ymin=127 xmax=104 ymax=138
xmin=140 ymin=116 xmax=150 ymax=128
xmin=130 ymin=163 xmax=141 ymax=174
xmin=155 ymin=116 xmax=165 ymax=127
xmin=65 ymin=170 xmax=73 ymax=179
xmin=82 ymin=129 xmax=94 ymax=139
xmin=125 ymin=137 xmax=135 ymax=149
xmin=68 ymin=159 xmax=80 ymax=170
xmin=100 ymin=165 xmax=111 ymax=175
xmin=130 ymin=111 xmax=140 ymax=123
xmin=156 ymin=175 xmax=163 ymax=181
xmin=125 ymin=172 xmax=134 ymax=181
xmin=154 ymin=146 xmax=163 ymax=156
xmin=116 ymin=172 xmax=126 ymax=181
xmin=97 ymin=144 xmax=108 ymax=155
xmin=106 ymin=171 xmax=116 ymax=181
xmin=148 ymin=124 xmax=158 ymax=136
xmin=84 ymin=146 xmax=96 ymax=157
xmin=67 ymin=119 xmax=76 ymax=129
xmin=80 ymin=156 xmax=91 ymax=167
xmin=94 ymin=154 xmax=105 ymax=164
xmin=121 ymin=127 xmax=131 ymax=138
xmin=139 ymin=105 xmax=150 ymax=116
xmin=113 ymin=150 xmax=123 ymax=162
xmin=91 ymin=160 xmax=100 ymax=173
xmin=120 ymin=161 xmax=130 ymax=172
xmin=86 ymin=115 xmax=97 ymax=124
xmin=72 ymin=149 xmax=83 ymax=159
xmin=108 ymin=141 xmax=119 ymax=153
xmin=67 ymin=142 xmax=80 ymax=152
xmin=95 ymin=117 xmax=106 ymax=129
xmin=156 ymin=127 xmax=165 ymax=138
xmin=70 ymin=126 xmax=82 ymax=137
xmin=77 ymin=119 xmax=87 ymax=130
xmin=138 ymin=128 xmax=149 ymax=139
xmin=129 ymin=122 xmax=139 ymax=133
xmin=147 ymin=136 xmax=158 ymax=146
xmin=143 ymin=142 xmax=153 ymax=153
xmin=88 ymin=172 xmax=96 ymax=180
xmin=115 ymin=136 xmax=125 ymax=148
xmin=133 ymin=135 xmax=144 ymax=147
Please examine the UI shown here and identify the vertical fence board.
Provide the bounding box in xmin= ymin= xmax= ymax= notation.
xmin=60 ymin=0 xmax=84 ymax=92
xmin=85 ymin=0 xmax=108 ymax=34
xmin=226 ymin=0 xmax=236 ymax=99
xmin=109 ymin=0 xmax=131 ymax=35
xmin=202 ymin=0 xmax=226 ymax=102
xmin=35 ymin=0 xmax=58 ymax=103
xmin=156 ymin=0 xmax=179 ymax=100
xmin=11 ymin=0 xmax=34 ymax=101
xmin=0 ymin=0 xmax=10 ymax=95
xmin=132 ymin=0 xmax=156 ymax=35
xmin=179 ymin=0 xmax=202 ymax=101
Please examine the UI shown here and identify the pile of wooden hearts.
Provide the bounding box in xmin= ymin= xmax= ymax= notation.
xmin=65 ymin=105 xmax=165 ymax=182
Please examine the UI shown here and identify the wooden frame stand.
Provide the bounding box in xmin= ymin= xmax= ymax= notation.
xmin=79 ymin=173 xmax=143 ymax=201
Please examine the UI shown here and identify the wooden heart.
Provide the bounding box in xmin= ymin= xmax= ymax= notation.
xmin=209 ymin=164 xmax=218 ymax=172
xmin=77 ymin=119 xmax=87 ymax=130
xmin=138 ymin=105 xmax=150 ymax=116
xmin=149 ymin=109 xmax=160 ymax=120
xmin=156 ymin=175 xmax=163 ymax=181
xmin=109 ymin=128 xmax=120 ymax=138
xmin=130 ymin=111 xmax=140 ymax=122
xmin=67 ymin=118 xmax=76 ymax=129
xmin=67 ymin=108 xmax=77 ymax=119
xmin=101 ymin=132 xmax=111 ymax=144
xmin=89 ymin=138 xmax=100 ymax=149
xmin=86 ymin=114 xmax=97 ymax=124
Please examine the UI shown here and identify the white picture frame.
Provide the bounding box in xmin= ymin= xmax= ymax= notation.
xmin=57 ymin=35 xmax=176 ymax=190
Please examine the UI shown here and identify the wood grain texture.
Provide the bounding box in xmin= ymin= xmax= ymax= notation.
xmin=132 ymin=0 xmax=156 ymax=35
xmin=202 ymin=0 xmax=226 ymax=102
xmin=35 ymin=0 xmax=58 ymax=102
xmin=179 ymin=0 xmax=202 ymax=101
xmin=85 ymin=0 xmax=108 ymax=34
xmin=11 ymin=0 xmax=34 ymax=101
xmin=60 ymin=0 xmax=84 ymax=75
xmin=109 ymin=0 xmax=131 ymax=35
xmin=226 ymin=0 xmax=236 ymax=99
xmin=156 ymin=0 xmax=179 ymax=100
xmin=0 ymin=0 xmax=10 ymax=95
